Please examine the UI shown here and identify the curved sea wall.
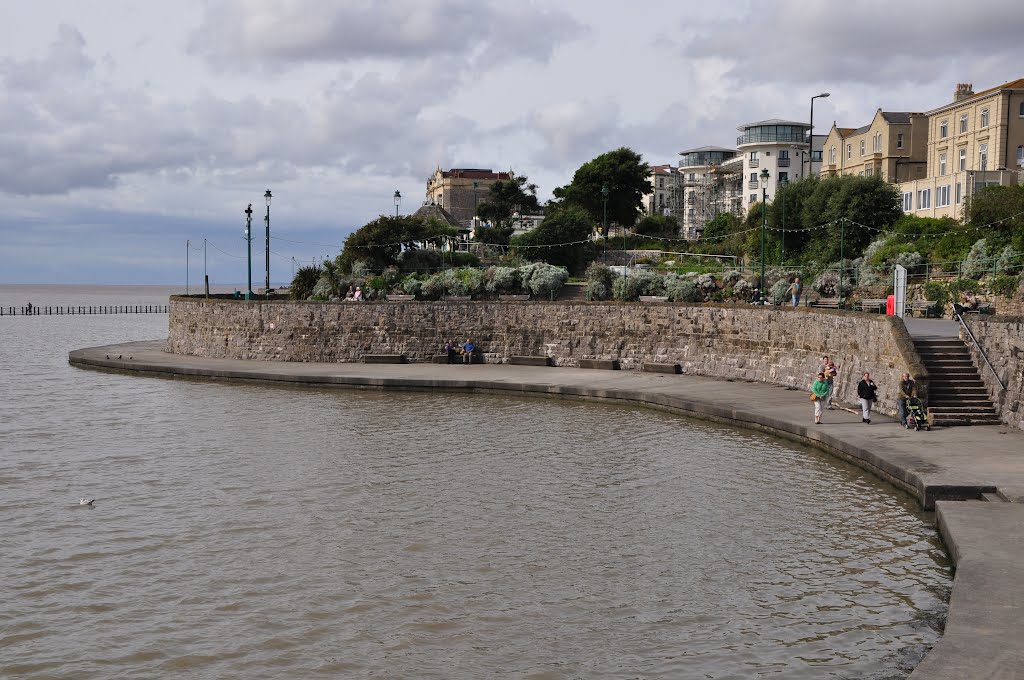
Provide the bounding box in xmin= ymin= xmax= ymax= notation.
xmin=963 ymin=314 xmax=1024 ymax=430
xmin=167 ymin=297 xmax=925 ymax=414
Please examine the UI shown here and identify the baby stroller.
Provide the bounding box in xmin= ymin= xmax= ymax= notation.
xmin=905 ymin=397 xmax=930 ymax=431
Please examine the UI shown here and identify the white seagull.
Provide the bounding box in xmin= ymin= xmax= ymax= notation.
xmin=79 ymin=498 xmax=95 ymax=506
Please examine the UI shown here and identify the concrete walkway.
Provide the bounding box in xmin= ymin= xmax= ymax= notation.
xmin=70 ymin=341 xmax=1024 ymax=679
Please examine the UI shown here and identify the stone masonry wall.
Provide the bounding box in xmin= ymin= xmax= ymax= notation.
xmin=167 ymin=298 xmax=925 ymax=415
xmin=962 ymin=315 xmax=1024 ymax=431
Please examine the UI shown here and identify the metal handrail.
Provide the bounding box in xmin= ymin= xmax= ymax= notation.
xmin=953 ymin=304 xmax=1005 ymax=392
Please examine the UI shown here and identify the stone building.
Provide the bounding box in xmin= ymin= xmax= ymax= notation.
xmin=425 ymin=168 xmax=513 ymax=227
xmin=820 ymin=110 xmax=928 ymax=185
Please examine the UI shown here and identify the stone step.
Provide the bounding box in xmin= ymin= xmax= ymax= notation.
xmin=929 ymin=404 xmax=996 ymax=413
xmin=928 ymin=379 xmax=986 ymax=388
xmin=929 ymin=398 xmax=994 ymax=408
xmin=919 ymin=356 xmax=974 ymax=365
xmin=928 ymin=389 xmax=990 ymax=398
xmin=922 ymin=367 xmax=981 ymax=376
xmin=557 ymin=283 xmax=589 ymax=302
xmin=929 ymin=416 xmax=1002 ymax=427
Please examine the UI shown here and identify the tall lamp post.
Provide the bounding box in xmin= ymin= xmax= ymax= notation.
xmin=393 ymin=189 xmax=401 ymax=217
xmin=601 ymin=184 xmax=609 ymax=262
xmin=779 ymin=176 xmax=789 ymax=265
xmin=264 ymin=190 xmax=272 ymax=299
xmin=759 ymin=168 xmax=770 ymax=304
xmin=807 ymin=92 xmax=830 ymax=178
xmin=244 ymin=203 xmax=254 ymax=299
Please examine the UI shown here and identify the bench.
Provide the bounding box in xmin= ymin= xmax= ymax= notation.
xmin=433 ymin=351 xmax=484 ymax=364
xmin=509 ymin=355 xmax=553 ymax=367
xmin=810 ymin=298 xmax=845 ymax=309
xmin=499 ymin=294 xmax=531 ymax=301
xmin=386 ymin=294 xmax=414 ymax=301
xmin=578 ymin=359 xmax=620 ymax=370
xmin=905 ymin=300 xmax=937 ymax=317
xmin=858 ymin=298 xmax=887 ymax=313
xmin=639 ymin=296 xmax=669 ymax=303
xmin=642 ymin=362 xmax=682 ymax=374
xmin=964 ymin=301 xmax=993 ymax=314
xmin=362 ymin=354 xmax=406 ymax=364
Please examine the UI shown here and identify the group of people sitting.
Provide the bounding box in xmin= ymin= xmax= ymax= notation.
xmin=444 ymin=338 xmax=476 ymax=364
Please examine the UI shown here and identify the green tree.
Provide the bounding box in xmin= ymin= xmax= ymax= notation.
xmin=634 ymin=213 xmax=679 ymax=238
xmin=476 ymin=176 xmax=541 ymax=244
xmin=553 ymin=147 xmax=651 ymax=232
xmin=339 ymin=215 xmax=458 ymax=272
xmin=967 ymin=184 xmax=1024 ymax=252
xmin=510 ymin=204 xmax=596 ymax=273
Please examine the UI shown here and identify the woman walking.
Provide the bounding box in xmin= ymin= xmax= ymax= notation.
xmin=811 ymin=372 xmax=830 ymax=424
xmin=857 ymin=372 xmax=878 ymax=424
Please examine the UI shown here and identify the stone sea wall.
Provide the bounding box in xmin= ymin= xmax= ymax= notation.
xmin=962 ymin=315 xmax=1024 ymax=430
xmin=167 ymin=298 xmax=925 ymax=414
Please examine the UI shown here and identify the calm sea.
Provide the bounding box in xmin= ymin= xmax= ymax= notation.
xmin=0 ymin=285 xmax=950 ymax=679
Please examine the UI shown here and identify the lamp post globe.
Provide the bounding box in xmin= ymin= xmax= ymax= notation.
xmin=759 ymin=168 xmax=770 ymax=305
xmin=393 ymin=190 xmax=401 ymax=217
xmin=264 ymin=190 xmax=272 ymax=299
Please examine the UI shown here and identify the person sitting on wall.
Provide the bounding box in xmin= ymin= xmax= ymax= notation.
xmin=353 ymin=287 xmax=364 ymax=301
xmin=461 ymin=338 xmax=476 ymax=365
xmin=345 ymin=285 xmax=355 ymax=300
xmin=444 ymin=339 xmax=458 ymax=364
xmin=961 ymin=291 xmax=979 ymax=310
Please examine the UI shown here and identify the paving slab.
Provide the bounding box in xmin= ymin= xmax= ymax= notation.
xmin=70 ymin=339 xmax=1024 ymax=677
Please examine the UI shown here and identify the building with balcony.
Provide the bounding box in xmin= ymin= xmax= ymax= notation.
xmin=898 ymin=79 xmax=1024 ymax=219
xmin=642 ymin=164 xmax=684 ymax=226
xmin=425 ymin=168 xmax=513 ymax=227
xmin=820 ymin=110 xmax=928 ymax=183
xmin=677 ymin=146 xmax=739 ymax=240
xmin=735 ymin=119 xmax=821 ymax=212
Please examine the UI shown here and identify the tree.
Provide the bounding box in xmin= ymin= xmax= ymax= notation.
xmin=338 ymin=215 xmax=458 ymax=272
xmin=510 ymin=204 xmax=595 ymax=274
xmin=967 ymin=184 xmax=1024 ymax=252
xmin=552 ymin=147 xmax=651 ymax=232
xmin=634 ymin=214 xmax=679 ymax=238
xmin=476 ymin=176 xmax=541 ymax=243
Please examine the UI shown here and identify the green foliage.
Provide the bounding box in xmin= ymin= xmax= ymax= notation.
xmin=989 ymin=274 xmax=1019 ymax=297
xmin=701 ymin=212 xmax=741 ymax=244
xmin=476 ymin=176 xmax=541 ymax=234
xmin=612 ymin=270 xmax=665 ymax=301
xmin=401 ymin=275 xmax=423 ymax=297
xmin=664 ymin=276 xmax=700 ymax=302
xmin=584 ymin=261 xmax=614 ymax=301
xmin=520 ymin=263 xmax=569 ymax=298
xmin=484 ymin=266 xmax=521 ymax=295
xmin=961 ymin=238 xmax=990 ymax=279
xmin=290 ymin=265 xmax=322 ymax=300
xmin=396 ymin=248 xmax=441 ymax=274
xmin=511 ymin=204 xmax=596 ymax=274
xmin=967 ymin=184 xmax=1024 ymax=251
xmin=448 ymin=252 xmax=481 ymax=268
xmin=339 ymin=215 xmax=458 ymax=272
xmin=552 ymin=147 xmax=651 ymax=230
xmin=923 ymin=282 xmax=949 ymax=314
xmin=634 ymin=214 xmax=679 ymax=238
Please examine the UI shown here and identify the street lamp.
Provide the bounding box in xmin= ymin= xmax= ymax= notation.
xmin=244 ymin=203 xmax=254 ymax=299
xmin=393 ymin=189 xmax=401 ymax=217
xmin=779 ymin=176 xmax=789 ymax=265
xmin=807 ymin=92 xmax=830 ymax=178
xmin=601 ymin=184 xmax=609 ymax=261
xmin=759 ymin=167 xmax=770 ymax=304
xmin=264 ymin=190 xmax=272 ymax=299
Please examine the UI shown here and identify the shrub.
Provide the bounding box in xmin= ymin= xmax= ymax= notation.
xmin=664 ymin=276 xmax=701 ymax=303
xmin=584 ymin=261 xmax=614 ymax=301
xmin=401 ymin=275 xmax=422 ymax=297
xmin=290 ymin=265 xmax=322 ymax=300
xmin=961 ymin=238 xmax=990 ymax=279
xmin=732 ymin=279 xmax=754 ymax=301
xmin=612 ymin=270 xmax=664 ymax=301
xmin=995 ymin=245 xmax=1021 ymax=275
xmin=525 ymin=263 xmax=569 ymax=299
xmin=485 ymin=266 xmax=521 ymax=295
xmin=989 ymin=274 xmax=1018 ymax=298
xmin=722 ymin=270 xmax=743 ymax=287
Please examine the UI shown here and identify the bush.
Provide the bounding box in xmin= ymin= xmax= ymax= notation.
xmin=584 ymin=261 xmax=614 ymax=301
xmin=989 ymin=274 xmax=1019 ymax=298
xmin=484 ymin=266 xmax=521 ymax=295
xmin=732 ymin=279 xmax=754 ymax=301
xmin=995 ymin=246 xmax=1021 ymax=275
xmin=961 ymin=238 xmax=990 ymax=279
xmin=401 ymin=275 xmax=422 ymax=298
xmin=396 ymin=249 xmax=441 ymax=274
xmin=664 ymin=276 xmax=701 ymax=302
xmin=923 ymin=282 xmax=949 ymax=316
xmin=524 ymin=263 xmax=569 ymax=299
xmin=290 ymin=265 xmax=322 ymax=300
xmin=612 ymin=270 xmax=665 ymax=301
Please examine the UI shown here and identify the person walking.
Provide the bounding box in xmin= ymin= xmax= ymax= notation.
xmin=897 ymin=372 xmax=916 ymax=426
xmin=811 ymin=372 xmax=830 ymax=424
xmin=818 ymin=355 xmax=839 ymax=409
xmin=787 ymin=277 xmax=802 ymax=308
xmin=857 ymin=372 xmax=878 ymax=424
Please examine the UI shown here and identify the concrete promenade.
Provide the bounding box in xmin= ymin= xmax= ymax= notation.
xmin=70 ymin=340 xmax=1024 ymax=679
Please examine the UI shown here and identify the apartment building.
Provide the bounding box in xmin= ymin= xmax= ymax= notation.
xmin=899 ymin=79 xmax=1024 ymax=219
xmin=820 ymin=110 xmax=928 ymax=183
xmin=425 ymin=168 xmax=513 ymax=226
xmin=642 ymin=165 xmax=684 ymax=230
xmin=735 ymin=119 xmax=821 ymax=213
xmin=677 ymin=146 xmax=740 ymax=240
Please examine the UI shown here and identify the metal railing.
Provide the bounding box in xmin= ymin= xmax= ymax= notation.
xmin=953 ymin=304 xmax=1005 ymax=392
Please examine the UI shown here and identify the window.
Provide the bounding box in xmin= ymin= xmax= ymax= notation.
xmin=811 ymin=150 xmax=822 ymax=162
xmin=980 ymin=143 xmax=988 ymax=170
xmin=902 ymin=192 xmax=913 ymax=211
xmin=749 ymin=151 xmax=758 ymax=161
xmin=955 ymin=182 xmax=962 ymax=204
xmin=1018 ymin=145 xmax=1023 ymax=166
xmin=939 ymin=153 xmax=947 ymax=176
xmin=959 ymin=148 xmax=967 ymax=171
xmin=874 ymin=132 xmax=882 ymax=152
xmin=750 ymin=194 xmax=757 ymax=204
xmin=1020 ymin=101 xmax=1024 ymax=117
xmin=897 ymin=133 xmax=904 ymax=149
xmin=937 ymin=185 xmax=951 ymax=208
xmin=980 ymin=108 xmax=989 ymax=127
xmin=779 ymin=171 xmax=789 ymax=183
xmin=860 ymin=140 xmax=866 ymax=156
xmin=829 ymin=146 xmax=836 ymax=164
xmin=917 ymin=189 xmax=931 ymax=209
xmin=847 ymin=144 xmax=852 ymax=159
xmin=750 ymin=172 xmax=758 ymax=183
xmin=960 ymin=114 xmax=968 ymax=133
xmin=658 ymin=178 xmax=664 ymax=188
xmin=779 ymin=150 xmax=789 ymax=160
xmin=940 ymin=120 xmax=948 ymax=138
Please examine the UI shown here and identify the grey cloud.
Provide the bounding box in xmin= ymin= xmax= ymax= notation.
xmin=189 ymin=0 xmax=585 ymax=71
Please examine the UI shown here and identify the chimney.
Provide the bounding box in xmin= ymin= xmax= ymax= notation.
xmin=954 ymin=83 xmax=974 ymax=101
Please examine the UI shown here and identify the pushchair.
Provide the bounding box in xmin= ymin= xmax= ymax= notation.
xmin=905 ymin=397 xmax=930 ymax=431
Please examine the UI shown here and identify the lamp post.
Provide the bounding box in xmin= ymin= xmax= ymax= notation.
xmin=779 ymin=176 xmax=789 ymax=265
xmin=601 ymin=184 xmax=609 ymax=262
xmin=807 ymin=92 xmax=830 ymax=178
xmin=244 ymin=203 xmax=254 ymax=299
xmin=759 ymin=168 xmax=770 ymax=304
xmin=393 ymin=189 xmax=401 ymax=217
xmin=264 ymin=190 xmax=272 ymax=299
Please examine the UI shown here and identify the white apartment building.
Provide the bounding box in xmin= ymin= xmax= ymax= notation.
xmin=735 ymin=119 xmax=822 ymax=212
xmin=642 ymin=165 xmax=684 ymax=223
xmin=677 ymin=146 xmax=739 ymax=240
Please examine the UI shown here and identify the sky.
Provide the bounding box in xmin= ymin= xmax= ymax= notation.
xmin=2 ymin=0 xmax=1023 ymax=285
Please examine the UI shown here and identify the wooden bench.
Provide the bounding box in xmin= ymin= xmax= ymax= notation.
xmin=386 ymin=294 xmax=414 ymax=301
xmin=642 ymin=362 xmax=682 ymax=374
xmin=499 ymin=294 xmax=531 ymax=301
xmin=578 ymin=359 xmax=620 ymax=370
xmin=433 ymin=351 xmax=484 ymax=364
xmin=858 ymin=298 xmax=887 ymax=313
xmin=639 ymin=296 xmax=668 ymax=303
xmin=905 ymin=300 xmax=937 ymax=317
xmin=810 ymin=298 xmax=845 ymax=309
xmin=964 ymin=301 xmax=993 ymax=314
xmin=509 ymin=355 xmax=553 ymax=367
xmin=362 ymin=354 xmax=406 ymax=364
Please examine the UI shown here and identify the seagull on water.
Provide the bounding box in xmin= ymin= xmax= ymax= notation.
xmin=80 ymin=498 xmax=95 ymax=505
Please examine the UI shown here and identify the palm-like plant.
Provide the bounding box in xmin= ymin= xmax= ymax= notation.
xmin=290 ymin=265 xmax=322 ymax=300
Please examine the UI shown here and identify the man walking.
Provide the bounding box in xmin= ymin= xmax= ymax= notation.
xmin=897 ymin=372 xmax=916 ymax=426
xmin=787 ymin=277 xmax=802 ymax=308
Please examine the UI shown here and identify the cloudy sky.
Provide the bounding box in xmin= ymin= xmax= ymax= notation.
xmin=2 ymin=0 xmax=1022 ymax=284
